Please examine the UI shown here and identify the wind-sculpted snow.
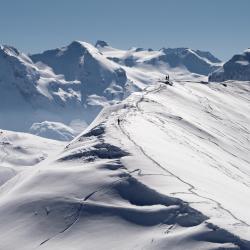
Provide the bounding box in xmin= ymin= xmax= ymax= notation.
xmin=0 ymin=80 xmax=250 ymax=249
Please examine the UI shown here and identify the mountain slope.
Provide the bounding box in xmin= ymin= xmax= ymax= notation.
xmin=31 ymin=41 xmax=128 ymax=102
xmin=209 ymin=48 xmax=250 ymax=82
xmin=0 ymin=80 xmax=249 ymax=249
xmin=0 ymin=45 xmax=84 ymax=138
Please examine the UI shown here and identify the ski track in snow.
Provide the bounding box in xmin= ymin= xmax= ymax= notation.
xmin=118 ymin=82 xmax=250 ymax=228
xmin=38 ymin=82 xmax=250 ymax=248
xmin=1 ymin=81 xmax=250 ymax=249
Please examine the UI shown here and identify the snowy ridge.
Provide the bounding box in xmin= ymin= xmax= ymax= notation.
xmin=0 ymin=80 xmax=249 ymax=249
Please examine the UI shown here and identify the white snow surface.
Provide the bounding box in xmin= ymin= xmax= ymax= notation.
xmin=30 ymin=121 xmax=77 ymax=141
xmin=0 ymin=129 xmax=65 ymax=185
xmin=0 ymin=80 xmax=250 ymax=249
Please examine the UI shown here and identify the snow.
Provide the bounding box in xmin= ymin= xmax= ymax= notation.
xmin=30 ymin=121 xmax=77 ymax=141
xmin=1 ymin=41 xmax=222 ymax=140
xmin=0 ymin=44 xmax=85 ymax=137
xmin=209 ymin=48 xmax=250 ymax=82
xmin=236 ymin=60 xmax=249 ymax=66
xmin=1 ymin=40 xmax=250 ymax=248
xmin=0 ymin=80 xmax=249 ymax=249
xmin=0 ymin=128 xmax=65 ymax=189
xmin=244 ymin=48 xmax=250 ymax=53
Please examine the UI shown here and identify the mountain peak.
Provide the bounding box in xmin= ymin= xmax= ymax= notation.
xmin=95 ymin=40 xmax=109 ymax=48
xmin=0 ymin=44 xmax=21 ymax=57
xmin=67 ymin=40 xmax=87 ymax=51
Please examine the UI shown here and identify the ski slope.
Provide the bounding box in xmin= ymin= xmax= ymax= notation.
xmin=0 ymin=80 xmax=249 ymax=249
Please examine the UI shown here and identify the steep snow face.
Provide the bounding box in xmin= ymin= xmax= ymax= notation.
xmin=0 ymin=45 xmax=84 ymax=135
xmin=0 ymin=80 xmax=249 ymax=249
xmin=0 ymin=45 xmax=43 ymax=108
xmin=31 ymin=41 xmax=131 ymax=126
xmin=209 ymin=48 xmax=250 ymax=82
xmin=31 ymin=41 xmax=128 ymax=102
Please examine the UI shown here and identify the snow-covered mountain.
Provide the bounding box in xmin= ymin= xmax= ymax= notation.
xmin=209 ymin=48 xmax=250 ymax=82
xmin=32 ymin=41 xmax=129 ymax=96
xmin=0 ymin=42 xmax=130 ymax=140
xmin=31 ymin=41 xmax=129 ymax=111
xmin=1 ymin=41 xmax=222 ymax=140
xmin=96 ymin=40 xmax=221 ymax=76
xmin=0 ymin=45 xmax=85 ymax=139
xmin=0 ymin=80 xmax=249 ymax=249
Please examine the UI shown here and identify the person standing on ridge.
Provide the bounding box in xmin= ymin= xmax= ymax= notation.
xmin=165 ymin=74 xmax=169 ymax=82
xmin=117 ymin=118 xmax=121 ymax=125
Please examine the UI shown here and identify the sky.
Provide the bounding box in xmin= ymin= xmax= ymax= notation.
xmin=0 ymin=0 xmax=249 ymax=61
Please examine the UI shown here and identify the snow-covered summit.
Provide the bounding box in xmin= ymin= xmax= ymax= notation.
xmin=209 ymin=48 xmax=250 ymax=82
xmin=31 ymin=41 xmax=128 ymax=110
xmin=31 ymin=41 xmax=127 ymax=85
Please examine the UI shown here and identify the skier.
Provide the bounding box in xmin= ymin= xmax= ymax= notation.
xmin=165 ymin=74 xmax=169 ymax=82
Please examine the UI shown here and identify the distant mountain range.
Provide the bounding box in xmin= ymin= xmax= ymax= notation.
xmin=0 ymin=41 xmax=249 ymax=140
xmin=209 ymin=48 xmax=250 ymax=82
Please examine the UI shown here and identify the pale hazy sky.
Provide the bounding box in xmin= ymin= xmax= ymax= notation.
xmin=0 ymin=0 xmax=249 ymax=60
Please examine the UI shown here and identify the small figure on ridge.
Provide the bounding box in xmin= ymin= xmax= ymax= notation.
xmin=117 ymin=118 xmax=121 ymax=125
xmin=165 ymin=74 xmax=169 ymax=82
